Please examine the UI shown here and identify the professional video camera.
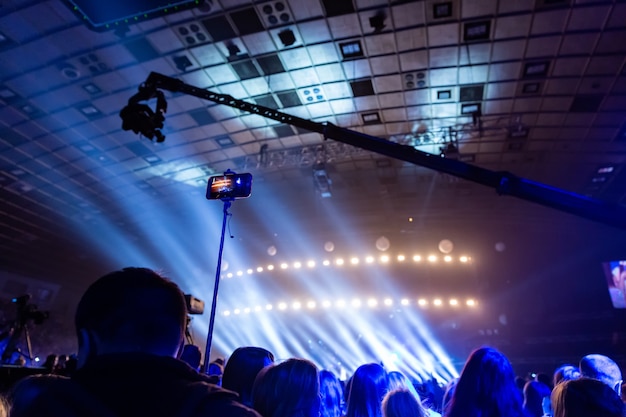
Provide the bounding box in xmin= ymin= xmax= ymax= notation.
xmin=0 ymin=295 xmax=49 ymax=364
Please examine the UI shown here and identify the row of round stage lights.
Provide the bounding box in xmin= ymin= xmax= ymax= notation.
xmin=222 ymin=254 xmax=472 ymax=279
xmin=222 ymin=297 xmax=478 ymax=316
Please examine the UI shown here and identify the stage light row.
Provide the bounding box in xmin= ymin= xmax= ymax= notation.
xmin=222 ymin=254 xmax=473 ymax=279
xmin=222 ymin=297 xmax=479 ymax=316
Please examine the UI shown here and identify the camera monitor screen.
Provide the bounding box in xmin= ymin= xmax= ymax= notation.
xmin=206 ymin=173 xmax=252 ymax=200
xmin=602 ymin=260 xmax=626 ymax=309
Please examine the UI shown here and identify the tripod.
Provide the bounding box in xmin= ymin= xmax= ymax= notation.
xmin=0 ymin=318 xmax=34 ymax=366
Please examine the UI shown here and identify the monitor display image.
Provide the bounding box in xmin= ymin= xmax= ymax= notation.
xmin=602 ymin=260 xmax=626 ymax=309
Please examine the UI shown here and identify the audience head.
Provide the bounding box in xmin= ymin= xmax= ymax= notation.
xmin=446 ymin=346 xmax=525 ymax=417
xmin=180 ymin=344 xmax=202 ymax=371
xmin=74 ymin=267 xmax=187 ymax=368
xmin=222 ymin=346 xmax=275 ymax=407
xmin=319 ymin=370 xmax=344 ymax=417
xmin=387 ymin=371 xmax=420 ymax=401
xmin=551 ymin=377 xmax=624 ymax=417
xmin=252 ymin=358 xmax=320 ymax=417
xmin=382 ymin=389 xmax=428 ymax=417
xmin=345 ymin=363 xmax=389 ymax=417
xmin=523 ymin=380 xmax=551 ymax=417
xmin=579 ymin=354 xmax=623 ymax=394
xmin=534 ymin=373 xmax=552 ymax=390
xmin=553 ymin=365 xmax=581 ymax=387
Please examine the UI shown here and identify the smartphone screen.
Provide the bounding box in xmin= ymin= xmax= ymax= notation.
xmin=206 ymin=173 xmax=252 ymax=200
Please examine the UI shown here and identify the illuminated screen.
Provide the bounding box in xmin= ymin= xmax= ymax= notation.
xmin=602 ymin=260 xmax=626 ymax=308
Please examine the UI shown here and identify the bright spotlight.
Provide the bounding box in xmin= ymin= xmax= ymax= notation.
xmin=336 ymin=299 xmax=346 ymax=308
xmin=336 ymin=258 xmax=345 ymax=266
xmin=397 ymin=255 xmax=405 ymax=262
xmin=247 ymin=269 xmax=253 ymax=274
xmin=267 ymin=264 xmax=275 ymax=270
xmin=266 ymin=304 xmax=273 ymax=310
xmin=255 ymin=305 xmax=262 ymax=312
xmin=256 ymin=266 xmax=264 ymax=272
xmin=293 ymin=261 xmax=302 ymax=269
xmin=383 ymin=298 xmax=393 ymax=306
xmin=280 ymin=263 xmax=289 ymax=269
xmin=413 ymin=255 xmax=421 ymax=262
xmin=322 ymin=300 xmax=331 ymax=308
xmin=236 ymin=271 xmax=243 ymax=276
xmin=234 ymin=309 xmax=241 ymax=314
xmin=428 ymin=255 xmax=437 ymax=262
xmin=226 ymin=272 xmax=233 ymax=278
xmin=307 ymin=260 xmax=316 ymax=268
xmin=466 ymin=299 xmax=476 ymax=307
xmin=380 ymin=255 xmax=390 ymax=263
xmin=460 ymin=256 xmax=469 ymax=263
xmin=401 ymin=298 xmax=409 ymax=306
xmin=418 ymin=299 xmax=427 ymax=307
xmin=365 ymin=256 xmax=375 ymax=263
xmin=351 ymin=299 xmax=362 ymax=308
xmin=292 ymin=301 xmax=302 ymax=310
xmin=224 ymin=310 xmax=231 ymax=316
xmin=449 ymin=299 xmax=458 ymax=306
xmin=278 ymin=302 xmax=287 ymax=310
xmin=244 ymin=307 xmax=251 ymax=313
xmin=307 ymin=300 xmax=316 ymax=309
xmin=350 ymin=257 xmax=359 ymax=265
xmin=323 ymin=260 xmax=330 ymax=266
xmin=444 ymin=255 xmax=452 ymax=263
xmin=433 ymin=299 xmax=442 ymax=306
xmin=367 ymin=298 xmax=378 ymax=307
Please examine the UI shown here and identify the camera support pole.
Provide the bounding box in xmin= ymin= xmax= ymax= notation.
xmin=201 ymin=196 xmax=232 ymax=375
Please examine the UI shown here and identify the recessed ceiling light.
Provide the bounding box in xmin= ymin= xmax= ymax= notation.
xmin=461 ymin=103 xmax=481 ymax=115
xmin=362 ymin=112 xmax=381 ymax=125
xmin=433 ymin=2 xmax=453 ymax=19
xmin=437 ymin=90 xmax=452 ymax=100
xmin=339 ymin=40 xmax=363 ymax=59
xmin=463 ymin=20 xmax=491 ymax=42
xmin=82 ymin=83 xmax=102 ymax=95
xmin=523 ymin=61 xmax=550 ymax=77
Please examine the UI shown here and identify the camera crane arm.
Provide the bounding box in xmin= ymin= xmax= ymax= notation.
xmin=123 ymin=71 xmax=626 ymax=230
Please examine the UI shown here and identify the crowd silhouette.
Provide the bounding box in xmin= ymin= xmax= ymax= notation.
xmin=1 ymin=267 xmax=624 ymax=417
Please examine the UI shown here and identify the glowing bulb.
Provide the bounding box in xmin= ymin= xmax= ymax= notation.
xmin=307 ymin=300 xmax=316 ymax=309
xmin=224 ymin=310 xmax=231 ymax=316
xmin=460 ymin=256 xmax=468 ymax=263
xmin=336 ymin=299 xmax=346 ymax=308
xmin=247 ymin=269 xmax=253 ymax=274
xmin=351 ymin=299 xmax=362 ymax=308
xmin=292 ymin=301 xmax=301 ymax=310
xmin=367 ymin=298 xmax=378 ymax=307
xmin=444 ymin=255 xmax=452 ymax=263
xmin=234 ymin=309 xmax=241 ymax=314
xmin=350 ymin=257 xmax=359 ymax=265
xmin=380 ymin=255 xmax=390 ymax=263
xmin=418 ymin=299 xmax=427 ymax=306
xmin=433 ymin=299 xmax=442 ymax=306
xmin=280 ymin=263 xmax=288 ymax=269
xmin=322 ymin=300 xmax=331 ymax=308
xmin=293 ymin=261 xmax=302 ymax=269
xmin=336 ymin=258 xmax=344 ymax=266
xmin=255 ymin=306 xmax=262 ymax=312
xmin=34 ymin=357 xmax=40 ymax=362
xmin=278 ymin=302 xmax=287 ymax=310
xmin=401 ymin=298 xmax=409 ymax=306
xmin=428 ymin=255 xmax=437 ymax=262
xmin=365 ymin=256 xmax=375 ymax=263
xmin=244 ymin=307 xmax=251 ymax=313
xmin=236 ymin=271 xmax=243 ymax=276
xmin=467 ymin=299 xmax=476 ymax=307
xmin=226 ymin=272 xmax=233 ymax=278
xmin=413 ymin=255 xmax=421 ymax=262
xmin=307 ymin=260 xmax=316 ymax=268
xmin=267 ymin=264 xmax=275 ymax=270
xmin=408 ymin=217 xmax=413 ymax=222
xmin=384 ymin=298 xmax=393 ymax=306
xmin=449 ymin=299 xmax=458 ymax=306
xmin=256 ymin=266 xmax=264 ymax=272
xmin=266 ymin=304 xmax=273 ymax=310
xmin=323 ymin=260 xmax=330 ymax=266
xmin=397 ymin=255 xmax=405 ymax=262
